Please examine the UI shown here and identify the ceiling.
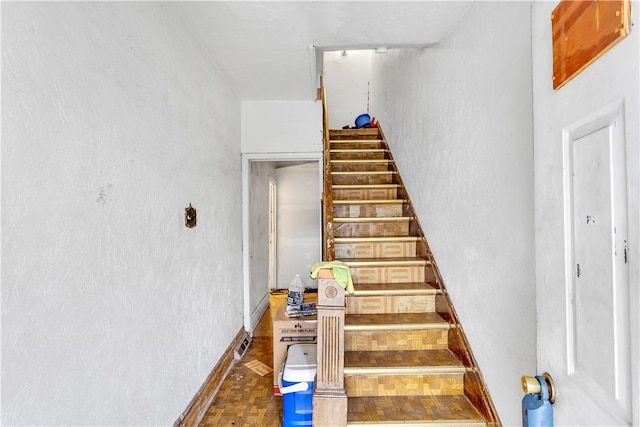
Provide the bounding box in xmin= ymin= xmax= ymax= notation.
xmin=175 ymin=1 xmax=471 ymax=101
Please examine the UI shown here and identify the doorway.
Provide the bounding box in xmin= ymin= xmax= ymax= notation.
xmin=242 ymin=154 xmax=322 ymax=333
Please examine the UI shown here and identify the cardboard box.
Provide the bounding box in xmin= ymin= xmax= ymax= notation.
xmin=273 ymin=299 xmax=317 ymax=395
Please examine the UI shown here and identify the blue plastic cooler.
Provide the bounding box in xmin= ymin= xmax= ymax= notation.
xmin=279 ymin=344 xmax=317 ymax=427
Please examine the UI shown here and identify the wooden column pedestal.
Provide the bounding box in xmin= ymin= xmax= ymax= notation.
xmin=313 ymin=269 xmax=347 ymax=427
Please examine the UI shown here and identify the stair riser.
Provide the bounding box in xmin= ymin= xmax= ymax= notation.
xmin=329 ymin=129 xmax=379 ymax=139
xmin=336 ymin=241 xmax=416 ymax=258
xmin=350 ymin=265 xmax=425 ymax=284
xmin=345 ymin=329 xmax=449 ymax=352
xmin=331 ymin=162 xmax=389 ymax=172
xmin=333 ymin=187 xmax=398 ymax=200
xmin=345 ymin=373 xmax=465 ymax=397
xmin=330 ymin=142 xmax=383 ymax=150
xmin=331 ymin=151 xmax=387 ymax=160
xmin=333 ymin=203 xmax=403 ymax=218
xmin=334 ymin=222 xmax=409 ymax=238
xmin=332 ymin=174 xmax=395 ymax=185
xmin=346 ymin=294 xmax=435 ymax=314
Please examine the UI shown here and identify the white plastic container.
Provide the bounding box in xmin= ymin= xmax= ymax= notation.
xmin=287 ymin=274 xmax=304 ymax=306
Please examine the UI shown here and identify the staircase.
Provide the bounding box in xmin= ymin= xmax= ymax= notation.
xmin=325 ymin=127 xmax=500 ymax=426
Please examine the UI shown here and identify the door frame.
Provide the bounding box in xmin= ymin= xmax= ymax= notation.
xmin=268 ymin=179 xmax=277 ymax=291
xmin=241 ymin=152 xmax=322 ymax=334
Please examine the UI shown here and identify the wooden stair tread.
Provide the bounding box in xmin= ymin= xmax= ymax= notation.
xmin=345 ymin=312 xmax=449 ymax=330
xmin=342 ymin=257 xmax=429 ymax=267
xmin=347 ymin=395 xmax=486 ymax=425
xmin=334 ymin=216 xmax=412 ymax=223
xmin=332 ymin=171 xmax=397 ymax=175
xmin=351 ymin=282 xmax=438 ymax=295
xmin=331 ymin=159 xmax=391 ymax=163
xmin=329 ymin=128 xmax=379 ymax=136
xmin=344 ymin=349 xmax=465 ymax=374
xmin=333 ymin=184 xmax=400 ymax=189
xmin=329 ymin=148 xmax=387 ymax=154
xmin=335 ymin=236 xmax=418 ymax=242
xmin=330 ymin=139 xmax=383 ymax=143
xmin=333 ymin=199 xmax=405 ymax=205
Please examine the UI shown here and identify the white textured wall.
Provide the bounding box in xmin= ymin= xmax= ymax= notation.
xmin=368 ymin=2 xmax=535 ymax=424
xmin=323 ymin=50 xmax=372 ymax=129
xmin=241 ymin=101 xmax=322 ymax=154
xmin=249 ymin=161 xmax=277 ymax=324
xmin=2 ymin=3 xmax=243 ymax=425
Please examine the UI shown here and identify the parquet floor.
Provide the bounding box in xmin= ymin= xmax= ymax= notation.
xmin=198 ymin=291 xmax=486 ymax=426
xmin=199 ymin=292 xmax=289 ymax=427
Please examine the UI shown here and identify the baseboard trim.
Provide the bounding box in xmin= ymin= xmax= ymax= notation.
xmin=174 ymin=327 xmax=248 ymax=427
xmin=250 ymin=291 xmax=270 ymax=333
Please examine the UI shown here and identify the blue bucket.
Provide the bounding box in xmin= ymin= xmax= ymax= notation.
xmin=355 ymin=113 xmax=371 ymax=128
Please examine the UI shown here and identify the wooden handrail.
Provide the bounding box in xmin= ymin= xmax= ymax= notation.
xmin=321 ymin=87 xmax=335 ymax=261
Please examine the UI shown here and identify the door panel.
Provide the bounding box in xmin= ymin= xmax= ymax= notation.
xmin=563 ymin=103 xmax=632 ymax=422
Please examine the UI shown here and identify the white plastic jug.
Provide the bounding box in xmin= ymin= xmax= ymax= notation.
xmin=287 ymin=274 xmax=304 ymax=305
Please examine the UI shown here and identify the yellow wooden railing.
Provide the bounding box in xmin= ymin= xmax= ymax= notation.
xmin=321 ymin=87 xmax=335 ymax=262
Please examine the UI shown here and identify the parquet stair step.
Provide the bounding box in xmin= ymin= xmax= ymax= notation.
xmin=333 ymin=216 xmax=413 ymax=237
xmin=346 ymin=395 xmax=486 ymax=426
xmin=334 ymin=220 xmax=411 ymax=238
xmin=329 ymin=138 xmax=384 ymax=143
xmin=333 ymin=199 xmax=406 ymax=218
xmin=330 ymin=140 xmax=384 ymax=150
xmin=346 ymin=293 xmax=434 ymax=315
xmin=343 ymin=257 xmax=428 ymax=267
xmin=330 ymin=148 xmax=388 ymax=160
xmin=332 ymin=170 xmax=398 ymax=185
xmin=331 ymin=159 xmax=392 ymax=171
xmin=329 ymin=128 xmax=380 ymax=139
xmin=333 ymin=199 xmax=405 ymax=205
xmin=333 ymin=184 xmax=400 ymax=200
xmin=344 ymin=327 xmax=450 ymax=351
xmin=334 ymin=216 xmax=412 ymax=223
xmin=335 ymin=236 xmax=418 ymax=258
xmin=344 ymin=349 xmax=467 ymax=397
xmin=334 ymin=216 xmax=412 ymax=238
xmin=333 ymin=171 xmax=396 ymax=176
xmin=344 ymin=349 xmax=466 ymax=374
xmin=345 ymin=312 xmax=449 ymax=331
xmin=330 ymin=148 xmax=387 ymax=154
xmin=350 ymin=281 xmax=438 ymax=296
xmin=344 ymin=257 xmax=429 ymax=284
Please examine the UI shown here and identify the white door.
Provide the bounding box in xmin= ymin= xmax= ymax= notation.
xmin=532 ymin=2 xmax=639 ymax=425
